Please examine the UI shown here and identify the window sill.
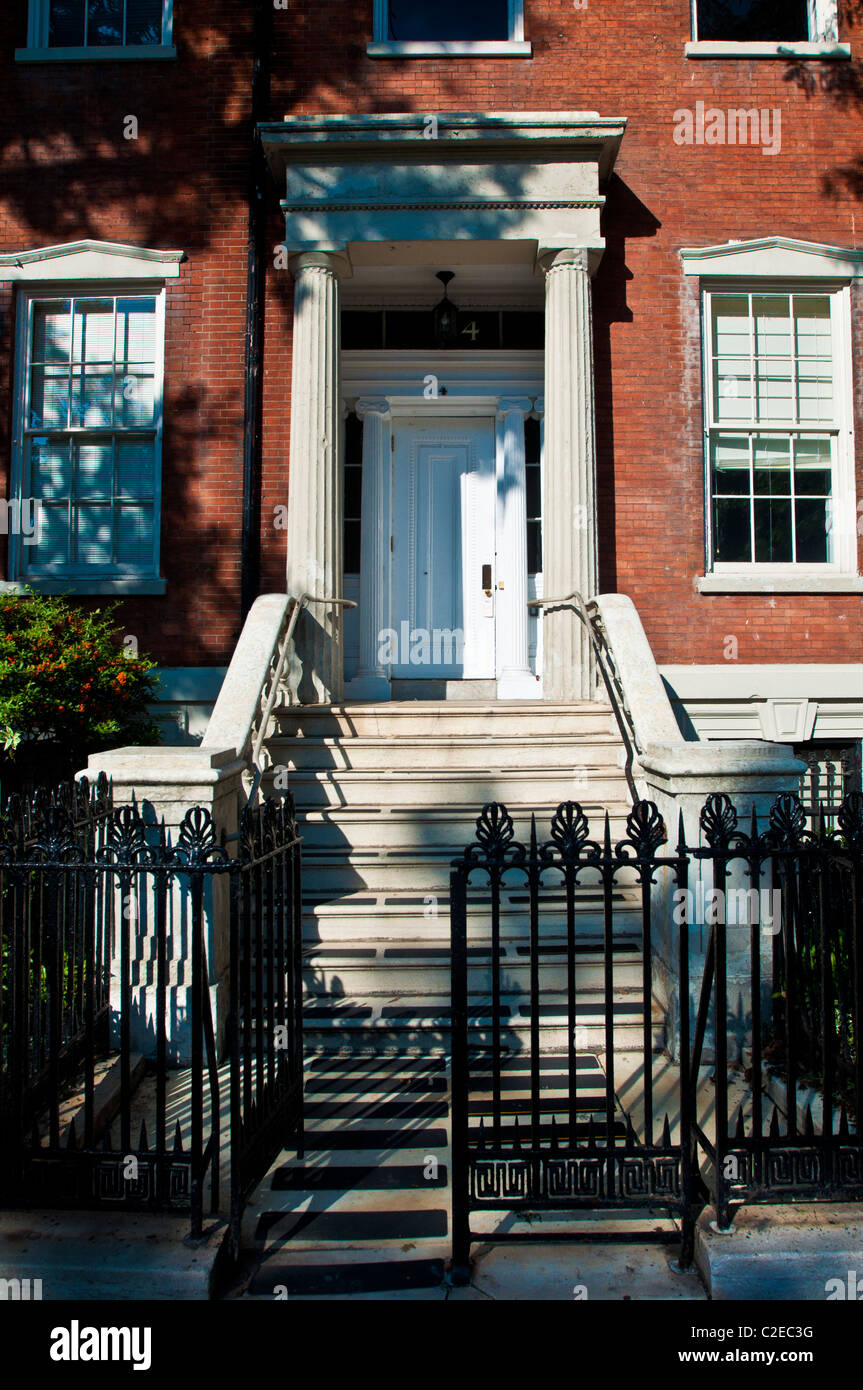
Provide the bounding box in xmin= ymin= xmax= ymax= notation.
xmin=697 ymin=572 xmax=863 ymax=594
xmin=2 ymin=577 xmax=167 ymax=595
xmin=685 ymin=40 xmax=850 ymax=59
xmin=366 ymin=40 xmax=532 ymax=58
xmin=15 ymin=45 xmax=177 ymax=64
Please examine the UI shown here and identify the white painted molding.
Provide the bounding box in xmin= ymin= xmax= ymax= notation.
xmin=660 ymin=663 xmax=863 ymax=701
xmin=367 ymin=41 xmax=531 ymax=56
xmin=697 ymin=573 xmax=863 ymax=593
xmin=680 ymin=236 xmax=863 ymax=280
xmin=685 ymin=40 xmax=849 ymax=58
xmin=16 ymin=44 xmax=176 ymax=62
xmin=0 ymin=240 xmax=184 ymax=282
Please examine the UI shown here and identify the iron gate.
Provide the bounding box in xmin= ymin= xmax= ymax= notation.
xmin=449 ymin=799 xmax=696 ymax=1282
xmin=450 ymin=792 xmax=863 ymax=1282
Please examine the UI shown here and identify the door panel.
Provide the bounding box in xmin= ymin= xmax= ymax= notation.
xmin=390 ymin=420 xmax=496 ymax=679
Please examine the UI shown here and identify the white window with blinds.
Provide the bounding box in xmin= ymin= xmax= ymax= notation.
xmin=12 ymin=290 xmax=164 ymax=587
xmin=21 ymin=0 xmax=173 ymax=56
xmin=702 ymin=285 xmax=857 ymax=581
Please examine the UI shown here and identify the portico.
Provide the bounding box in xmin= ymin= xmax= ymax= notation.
xmin=260 ymin=112 xmax=626 ymax=703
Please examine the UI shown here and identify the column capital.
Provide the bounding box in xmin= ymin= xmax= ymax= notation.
xmin=356 ymin=396 xmax=391 ymax=419
xmin=497 ymin=396 xmax=533 ymax=419
xmin=289 ymin=249 xmax=352 ymax=280
xmin=537 ymin=245 xmax=603 ymax=278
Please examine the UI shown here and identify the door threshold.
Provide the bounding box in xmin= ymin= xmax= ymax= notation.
xmin=390 ymin=679 xmax=497 ymax=701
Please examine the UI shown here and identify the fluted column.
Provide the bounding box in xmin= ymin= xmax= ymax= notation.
xmin=496 ymin=397 xmax=535 ymax=699
xmin=350 ymin=397 xmax=392 ymax=700
xmin=539 ymin=247 xmax=598 ymax=701
xmin=286 ymin=251 xmax=349 ymax=703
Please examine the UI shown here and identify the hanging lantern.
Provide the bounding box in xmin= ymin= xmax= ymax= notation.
xmin=432 ymin=271 xmax=458 ymax=349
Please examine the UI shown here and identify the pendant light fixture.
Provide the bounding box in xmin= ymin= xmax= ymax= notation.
xmin=432 ymin=270 xmax=458 ymax=349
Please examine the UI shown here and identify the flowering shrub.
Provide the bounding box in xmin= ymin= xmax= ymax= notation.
xmin=0 ymin=591 xmax=160 ymax=769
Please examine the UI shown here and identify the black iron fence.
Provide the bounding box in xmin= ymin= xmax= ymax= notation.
xmin=693 ymin=791 xmax=863 ymax=1229
xmin=0 ymin=776 xmax=303 ymax=1253
xmin=449 ymin=791 xmax=863 ymax=1280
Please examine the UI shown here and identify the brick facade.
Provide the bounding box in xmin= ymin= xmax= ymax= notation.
xmin=1 ymin=0 xmax=862 ymax=677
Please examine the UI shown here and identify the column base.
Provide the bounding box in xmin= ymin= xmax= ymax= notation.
xmin=344 ymin=673 xmax=392 ymax=701
xmin=497 ymin=671 xmax=542 ymax=700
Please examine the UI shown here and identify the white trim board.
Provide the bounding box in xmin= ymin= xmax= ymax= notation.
xmin=680 ymin=237 xmax=863 ymax=281
xmin=342 ymin=349 xmax=544 ymax=402
xmin=660 ymin=664 xmax=863 ymax=700
xmin=0 ymin=240 xmax=183 ymax=282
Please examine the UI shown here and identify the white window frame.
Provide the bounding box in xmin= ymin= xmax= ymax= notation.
xmin=368 ymin=0 xmax=530 ymax=57
xmin=18 ymin=0 xmax=175 ymax=62
xmin=0 ymin=241 xmax=182 ymax=595
xmin=9 ymin=286 xmax=166 ymax=594
xmin=681 ymin=238 xmax=863 ymax=594
xmin=687 ymin=0 xmax=850 ymax=58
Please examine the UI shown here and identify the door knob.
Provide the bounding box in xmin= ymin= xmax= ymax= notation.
xmin=481 ymin=563 xmax=492 ymax=597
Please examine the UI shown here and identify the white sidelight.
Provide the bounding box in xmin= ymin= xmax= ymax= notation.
xmin=353 ymin=397 xmax=392 ymax=700
xmin=495 ymin=397 xmax=535 ymax=698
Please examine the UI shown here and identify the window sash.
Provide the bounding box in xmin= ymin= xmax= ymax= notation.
xmin=374 ymin=0 xmax=524 ymax=44
xmin=710 ymin=431 xmax=835 ymax=565
xmin=691 ymin=0 xmax=838 ymax=43
xmin=703 ymin=284 xmax=853 ymax=572
xmin=13 ymin=288 xmax=164 ymax=580
xmin=30 ymin=0 xmax=171 ymax=48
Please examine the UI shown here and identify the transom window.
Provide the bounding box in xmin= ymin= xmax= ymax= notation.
xmin=705 ymin=291 xmax=845 ymax=567
xmin=27 ymin=0 xmax=171 ymax=50
xmin=18 ymin=293 xmax=162 ymax=579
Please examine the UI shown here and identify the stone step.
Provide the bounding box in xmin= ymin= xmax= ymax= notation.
xmin=302 ymin=910 xmax=643 ymax=942
xmin=294 ymin=805 xmax=634 ymax=850
xmin=285 ymin=767 xmax=629 ymax=810
xmin=238 ymin=1050 xmax=651 ymax=1292
xmin=271 ymin=733 xmax=625 ymax=773
xmin=299 ymin=854 xmax=631 ymax=893
xmin=301 ymin=997 xmax=664 ymax=1055
xmin=273 ymin=700 xmax=616 ymax=741
xmin=302 ymin=884 xmax=642 ymax=912
xmin=301 ymin=954 xmax=645 ymax=996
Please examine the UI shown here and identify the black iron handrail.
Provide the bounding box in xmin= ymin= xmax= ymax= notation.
xmin=528 ymin=592 xmax=639 ymax=801
xmin=245 ymin=591 xmax=358 ymax=806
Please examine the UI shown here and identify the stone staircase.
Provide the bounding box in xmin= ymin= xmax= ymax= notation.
xmin=231 ymin=701 xmax=672 ymax=1298
xmin=262 ymin=700 xmax=657 ymax=1057
xmin=229 ymin=700 xmax=672 ymax=1295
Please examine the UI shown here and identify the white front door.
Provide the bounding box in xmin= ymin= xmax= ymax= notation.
xmin=390 ymin=418 xmax=496 ymax=679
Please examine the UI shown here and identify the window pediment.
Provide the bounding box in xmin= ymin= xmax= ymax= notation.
xmin=680 ymin=237 xmax=863 ymax=281
xmin=0 ymin=240 xmax=183 ymax=283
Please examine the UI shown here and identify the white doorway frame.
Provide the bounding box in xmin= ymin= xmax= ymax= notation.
xmin=342 ymin=351 xmax=544 ymax=701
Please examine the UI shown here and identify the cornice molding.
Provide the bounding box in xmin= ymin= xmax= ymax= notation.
xmin=0 ymin=239 xmax=184 ymax=282
xmin=680 ymin=236 xmax=863 ymax=281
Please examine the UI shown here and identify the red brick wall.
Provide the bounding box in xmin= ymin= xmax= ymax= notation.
xmin=0 ymin=1 xmax=253 ymax=666
xmin=2 ymin=0 xmax=863 ymax=669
